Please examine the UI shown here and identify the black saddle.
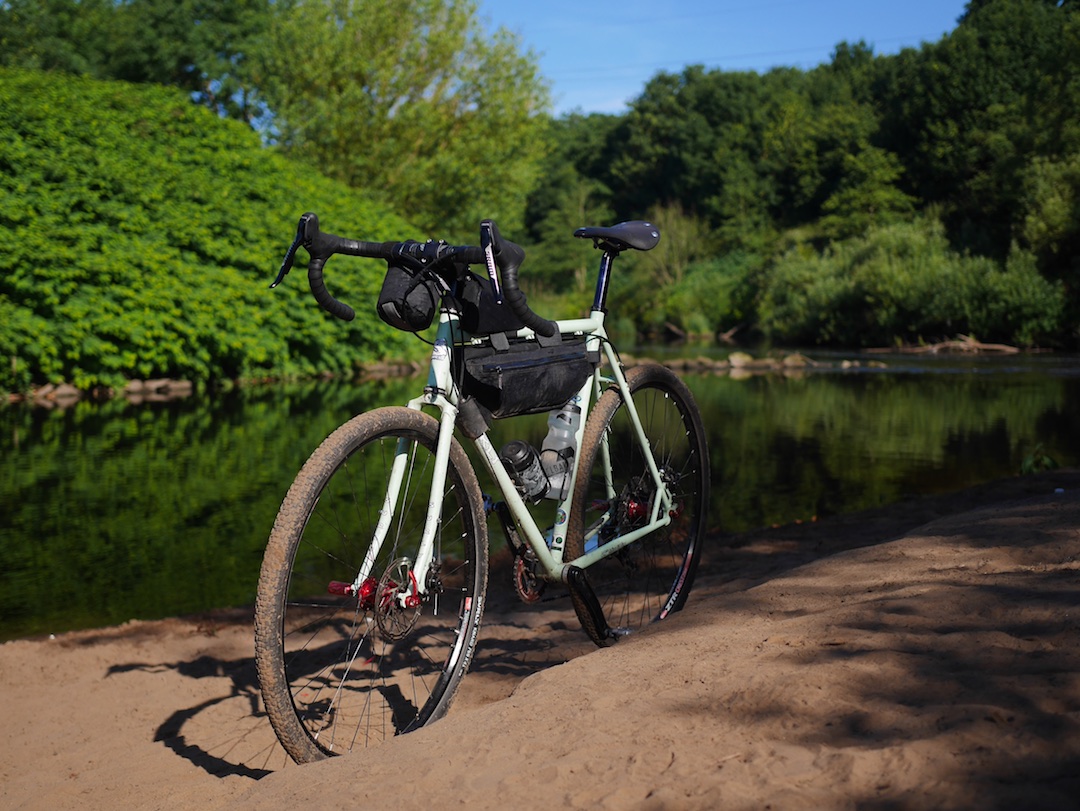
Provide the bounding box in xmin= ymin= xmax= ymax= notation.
xmin=573 ymin=220 xmax=660 ymax=252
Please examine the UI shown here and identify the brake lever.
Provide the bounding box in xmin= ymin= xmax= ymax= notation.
xmin=479 ymin=220 xmax=504 ymax=304
xmin=270 ymin=212 xmax=319 ymax=288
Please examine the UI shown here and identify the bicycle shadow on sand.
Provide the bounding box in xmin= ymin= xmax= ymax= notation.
xmin=103 ymin=592 xmax=592 ymax=781
xmin=107 ymin=648 xmax=280 ymax=779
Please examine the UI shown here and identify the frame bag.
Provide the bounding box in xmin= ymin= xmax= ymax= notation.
xmin=461 ymin=335 xmax=599 ymax=419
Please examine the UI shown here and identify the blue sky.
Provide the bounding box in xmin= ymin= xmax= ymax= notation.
xmin=479 ymin=1 xmax=971 ymax=115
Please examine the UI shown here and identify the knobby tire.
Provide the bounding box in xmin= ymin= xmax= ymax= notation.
xmin=254 ymin=407 xmax=488 ymax=763
xmin=566 ymin=362 xmax=709 ymax=643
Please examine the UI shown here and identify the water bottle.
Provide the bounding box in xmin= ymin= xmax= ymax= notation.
xmin=540 ymin=400 xmax=581 ymax=500
xmin=499 ymin=440 xmax=548 ymax=502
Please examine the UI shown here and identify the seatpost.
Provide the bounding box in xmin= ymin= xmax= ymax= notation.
xmin=591 ymin=251 xmax=618 ymax=313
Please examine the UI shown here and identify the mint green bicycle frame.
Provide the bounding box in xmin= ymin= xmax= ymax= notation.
xmin=350 ymin=307 xmax=674 ymax=605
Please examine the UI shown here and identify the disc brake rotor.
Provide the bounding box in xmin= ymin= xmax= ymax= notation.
xmin=375 ymin=557 xmax=422 ymax=641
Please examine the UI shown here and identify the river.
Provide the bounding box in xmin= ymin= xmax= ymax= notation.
xmin=2 ymin=350 xmax=1078 ymax=641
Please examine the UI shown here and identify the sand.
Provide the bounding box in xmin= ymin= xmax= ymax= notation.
xmin=2 ymin=469 xmax=1079 ymax=811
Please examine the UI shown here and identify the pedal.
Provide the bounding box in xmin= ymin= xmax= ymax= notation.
xmin=565 ymin=566 xmax=616 ymax=647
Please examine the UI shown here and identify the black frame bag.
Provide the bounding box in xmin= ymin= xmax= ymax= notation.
xmin=460 ymin=335 xmax=599 ymax=419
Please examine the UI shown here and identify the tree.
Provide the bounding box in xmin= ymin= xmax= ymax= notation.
xmin=254 ymin=0 xmax=552 ymax=240
xmin=0 ymin=0 xmax=114 ymax=76
xmin=525 ymin=168 xmax=613 ymax=297
xmin=1021 ymin=153 xmax=1080 ymax=305
xmin=817 ymin=146 xmax=916 ymax=239
xmin=0 ymin=0 xmax=271 ymax=122
xmin=877 ymin=0 xmax=1077 ymax=258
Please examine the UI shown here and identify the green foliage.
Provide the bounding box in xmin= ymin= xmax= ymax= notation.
xmin=878 ymin=0 xmax=1080 ymax=265
xmin=658 ymin=253 xmax=761 ymax=338
xmin=1020 ymin=442 xmax=1060 ymax=475
xmin=518 ymin=0 xmax=1080 ymax=347
xmin=255 ymin=0 xmax=552 ymax=241
xmin=756 ymin=218 xmax=1065 ymax=347
xmin=522 ymin=172 xmax=613 ymax=299
xmin=0 ymin=68 xmax=419 ymax=390
xmin=521 ymin=115 xmax=619 ymax=297
xmin=818 ymin=146 xmax=916 ymax=239
xmin=605 ymin=204 xmax=761 ymax=338
xmin=0 ymin=0 xmax=271 ymax=121
xmin=1020 ymin=152 xmax=1080 ymax=320
xmin=6 ymin=0 xmax=1080 ymax=350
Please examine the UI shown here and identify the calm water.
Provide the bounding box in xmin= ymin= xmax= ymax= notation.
xmin=3 ymin=352 xmax=1079 ymax=641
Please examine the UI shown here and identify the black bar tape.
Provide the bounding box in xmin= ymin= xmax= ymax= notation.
xmin=481 ymin=220 xmax=557 ymax=337
xmin=307 ymin=257 xmax=356 ymax=322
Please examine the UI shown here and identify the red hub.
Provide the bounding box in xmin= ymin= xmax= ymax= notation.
xmin=626 ymin=498 xmax=649 ymax=524
xmin=327 ymin=577 xmax=382 ymax=610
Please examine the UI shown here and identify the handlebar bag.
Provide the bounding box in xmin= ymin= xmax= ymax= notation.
xmin=449 ymin=272 xmax=527 ymax=336
xmin=460 ymin=335 xmax=599 ymax=419
xmin=377 ymin=264 xmax=441 ymax=332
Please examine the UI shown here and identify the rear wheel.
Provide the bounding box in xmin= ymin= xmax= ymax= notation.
xmin=254 ymin=407 xmax=488 ymax=763
xmin=566 ymin=363 xmax=709 ymax=641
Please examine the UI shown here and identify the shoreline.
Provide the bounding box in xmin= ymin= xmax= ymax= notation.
xmin=3 ymin=351 xmax=861 ymax=408
xmin=7 ymin=339 xmax=1064 ymax=408
xmin=2 ymin=468 xmax=1078 ymax=810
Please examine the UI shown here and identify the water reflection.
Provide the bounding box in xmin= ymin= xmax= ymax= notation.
xmin=2 ymin=357 xmax=1078 ymax=640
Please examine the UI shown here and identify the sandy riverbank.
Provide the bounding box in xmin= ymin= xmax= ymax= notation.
xmin=3 ymin=469 xmax=1078 ymax=810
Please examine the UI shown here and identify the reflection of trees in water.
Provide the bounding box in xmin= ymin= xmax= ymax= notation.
xmin=2 ymin=370 xmax=1079 ymax=638
xmin=686 ymin=370 xmax=1079 ymax=532
xmin=0 ymin=379 xmax=416 ymax=639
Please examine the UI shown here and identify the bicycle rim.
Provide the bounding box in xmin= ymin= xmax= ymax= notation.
xmin=567 ymin=363 xmax=709 ymax=637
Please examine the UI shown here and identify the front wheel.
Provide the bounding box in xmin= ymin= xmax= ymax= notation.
xmin=566 ymin=363 xmax=709 ymax=642
xmin=254 ymin=407 xmax=488 ymax=763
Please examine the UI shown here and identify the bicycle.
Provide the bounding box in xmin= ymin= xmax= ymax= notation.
xmin=255 ymin=212 xmax=710 ymax=764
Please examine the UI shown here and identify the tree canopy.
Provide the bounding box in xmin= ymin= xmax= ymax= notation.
xmin=254 ymin=0 xmax=551 ymax=239
xmin=2 ymin=0 xmax=1079 ymax=391
xmin=523 ymin=0 xmax=1078 ymax=346
xmin=0 ymin=0 xmax=551 ymax=238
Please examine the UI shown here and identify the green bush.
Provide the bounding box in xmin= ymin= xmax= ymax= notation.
xmin=756 ymin=219 xmax=1065 ymax=346
xmin=0 ymin=68 xmax=421 ymax=390
xmin=660 ymin=251 xmax=763 ymax=337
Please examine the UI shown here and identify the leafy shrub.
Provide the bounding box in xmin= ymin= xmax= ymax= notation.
xmin=756 ymin=218 xmax=1065 ymax=346
xmin=660 ymin=252 xmax=763 ymax=336
xmin=0 ymin=68 xmax=421 ymax=390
